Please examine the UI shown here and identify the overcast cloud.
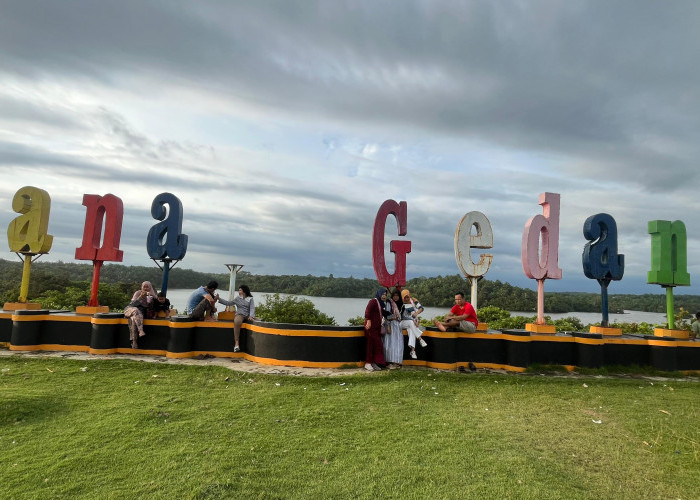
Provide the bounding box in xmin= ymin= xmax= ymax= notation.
xmin=1 ymin=1 xmax=699 ymax=294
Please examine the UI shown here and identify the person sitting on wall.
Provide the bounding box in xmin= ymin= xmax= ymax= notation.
xmin=186 ymin=281 xmax=219 ymax=321
xmin=433 ymin=292 xmax=479 ymax=333
xmin=691 ymin=312 xmax=700 ymax=341
xmin=152 ymin=291 xmax=173 ymax=318
xmin=124 ymin=281 xmax=158 ymax=349
xmin=400 ymin=289 xmax=427 ymax=360
xmin=217 ymin=285 xmax=257 ymax=352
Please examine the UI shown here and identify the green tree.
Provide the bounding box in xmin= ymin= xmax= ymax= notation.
xmin=477 ymin=305 xmax=511 ymax=324
xmin=256 ymin=293 xmax=336 ymax=326
xmin=550 ymin=316 xmax=585 ymax=332
xmin=347 ymin=316 xmax=365 ymax=326
xmin=35 ymin=282 xmax=134 ymax=311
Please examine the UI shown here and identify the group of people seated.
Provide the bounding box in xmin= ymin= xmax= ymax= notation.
xmin=124 ymin=279 xmax=257 ymax=351
xmin=184 ymin=280 xmax=257 ymax=352
xmin=123 ymin=281 xmax=173 ymax=348
xmin=364 ymin=288 xmax=478 ymax=371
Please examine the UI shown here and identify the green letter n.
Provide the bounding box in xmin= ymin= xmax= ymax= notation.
xmin=647 ymin=220 xmax=690 ymax=286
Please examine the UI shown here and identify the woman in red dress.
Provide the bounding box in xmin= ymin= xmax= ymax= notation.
xmin=364 ymin=288 xmax=388 ymax=371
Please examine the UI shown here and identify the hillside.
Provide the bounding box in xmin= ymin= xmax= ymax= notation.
xmin=1 ymin=258 xmax=698 ymax=313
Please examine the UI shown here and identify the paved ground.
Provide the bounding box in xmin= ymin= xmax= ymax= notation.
xmin=1 ymin=348 xmax=697 ymax=381
xmin=0 ymin=349 xmax=368 ymax=377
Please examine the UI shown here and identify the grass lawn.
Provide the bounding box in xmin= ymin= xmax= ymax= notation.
xmin=1 ymin=356 xmax=698 ymax=499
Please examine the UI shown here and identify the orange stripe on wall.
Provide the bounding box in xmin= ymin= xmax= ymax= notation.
xmin=91 ymin=318 xmax=126 ymax=325
xmin=246 ymin=324 xmax=363 ymax=337
xmin=10 ymin=344 xmax=91 ymax=352
xmin=11 ymin=314 xmax=92 ymax=323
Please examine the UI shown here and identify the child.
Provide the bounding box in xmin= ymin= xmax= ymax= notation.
xmin=152 ymin=291 xmax=172 ymax=318
xmin=400 ymin=289 xmax=428 ymax=359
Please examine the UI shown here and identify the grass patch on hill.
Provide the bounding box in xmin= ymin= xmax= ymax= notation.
xmin=1 ymin=356 xmax=698 ymax=499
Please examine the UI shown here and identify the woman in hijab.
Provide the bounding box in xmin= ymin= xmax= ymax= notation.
xmin=123 ymin=281 xmax=158 ymax=349
xmin=400 ymin=289 xmax=427 ymax=360
xmin=382 ymin=288 xmax=404 ymax=368
xmin=363 ymin=288 xmax=388 ymax=371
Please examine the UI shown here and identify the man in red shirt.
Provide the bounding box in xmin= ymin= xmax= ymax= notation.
xmin=433 ymin=292 xmax=478 ymax=333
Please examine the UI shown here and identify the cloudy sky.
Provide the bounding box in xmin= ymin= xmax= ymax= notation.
xmin=1 ymin=1 xmax=699 ymax=294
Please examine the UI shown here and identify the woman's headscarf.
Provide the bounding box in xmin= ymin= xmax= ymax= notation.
xmin=142 ymin=281 xmax=157 ymax=297
xmin=389 ymin=289 xmax=402 ymax=316
xmin=374 ymin=288 xmax=387 ymax=308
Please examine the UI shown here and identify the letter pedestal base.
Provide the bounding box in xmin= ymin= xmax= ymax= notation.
xmin=76 ymin=306 xmax=110 ymax=315
xmin=3 ymin=302 xmax=42 ymax=311
xmin=217 ymin=311 xmax=236 ymax=321
xmin=589 ymin=326 xmax=623 ymax=336
xmin=654 ymin=328 xmax=689 ymax=340
xmin=525 ymin=323 xmax=556 ymax=334
xmin=475 ymin=323 xmax=488 ymax=332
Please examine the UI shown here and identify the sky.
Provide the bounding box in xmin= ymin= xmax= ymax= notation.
xmin=1 ymin=1 xmax=700 ymax=295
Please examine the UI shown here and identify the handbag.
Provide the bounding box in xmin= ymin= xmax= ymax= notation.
xmin=375 ymin=298 xmax=387 ymax=335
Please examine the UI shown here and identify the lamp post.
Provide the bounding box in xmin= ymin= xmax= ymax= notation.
xmin=218 ymin=264 xmax=244 ymax=320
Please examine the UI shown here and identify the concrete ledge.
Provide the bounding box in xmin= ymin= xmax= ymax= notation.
xmin=76 ymin=306 xmax=110 ymax=315
xmin=1 ymin=313 xmax=698 ymax=372
xmin=654 ymin=328 xmax=689 ymax=340
xmin=3 ymin=302 xmax=42 ymax=311
xmin=525 ymin=323 xmax=556 ymax=334
xmin=590 ymin=326 xmax=623 ymax=336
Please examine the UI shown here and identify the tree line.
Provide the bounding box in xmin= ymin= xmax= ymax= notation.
xmin=2 ymin=258 xmax=700 ymax=313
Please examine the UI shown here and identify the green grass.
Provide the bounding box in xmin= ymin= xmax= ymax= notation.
xmin=1 ymin=357 xmax=698 ymax=499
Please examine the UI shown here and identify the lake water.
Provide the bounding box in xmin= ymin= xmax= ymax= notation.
xmin=165 ymin=289 xmax=668 ymax=326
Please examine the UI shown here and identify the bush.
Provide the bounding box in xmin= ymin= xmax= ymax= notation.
xmin=674 ymin=307 xmax=693 ymax=331
xmin=490 ymin=315 xmax=534 ymax=330
xmin=477 ymin=305 xmax=511 ymax=324
xmin=591 ymin=321 xmax=658 ymax=335
xmin=347 ymin=316 xmax=365 ymax=326
xmin=551 ymin=316 xmax=585 ymax=332
xmin=420 ymin=315 xmax=443 ymax=328
xmin=256 ymin=293 xmax=336 ymax=326
xmin=35 ymin=282 xmax=134 ymax=311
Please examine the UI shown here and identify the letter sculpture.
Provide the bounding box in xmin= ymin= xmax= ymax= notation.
xmin=454 ymin=211 xmax=493 ymax=310
xmin=147 ymin=193 xmax=188 ymax=294
xmin=372 ymin=200 xmax=411 ymax=288
xmin=74 ymin=194 xmax=124 ymax=310
xmin=521 ymin=192 xmax=562 ymax=328
xmin=647 ymin=220 xmax=690 ymax=329
xmin=6 ymin=186 xmax=53 ymax=307
xmin=582 ymin=213 xmax=624 ymax=327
